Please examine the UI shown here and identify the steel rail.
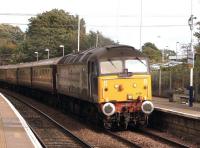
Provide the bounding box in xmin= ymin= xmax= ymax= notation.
xmin=138 ymin=128 xmax=189 ymax=148
xmin=105 ymin=130 xmax=142 ymax=148
xmin=4 ymin=92 xmax=93 ymax=148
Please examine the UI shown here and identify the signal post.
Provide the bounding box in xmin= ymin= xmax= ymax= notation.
xmin=188 ymin=14 xmax=196 ymax=107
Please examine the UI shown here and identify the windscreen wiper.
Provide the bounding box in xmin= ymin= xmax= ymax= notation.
xmin=108 ymin=59 xmax=117 ymax=69
xmin=135 ymin=57 xmax=147 ymax=66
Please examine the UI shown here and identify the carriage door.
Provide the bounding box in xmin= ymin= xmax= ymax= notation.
xmin=88 ymin=61 xmax=98 ymax=100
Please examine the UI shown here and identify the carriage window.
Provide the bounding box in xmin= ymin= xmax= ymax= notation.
xmin=125 ymin=59 xmax=148 ymax=73
xmin=100 ymin=60 xmax=123 ymax=74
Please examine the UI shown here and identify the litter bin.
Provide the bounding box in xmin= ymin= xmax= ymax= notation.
xmin=167 ymin=90 xmax=173 ymax=102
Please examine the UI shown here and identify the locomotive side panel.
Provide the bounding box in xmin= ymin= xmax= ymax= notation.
xmin=32 ymin=66 xmax=54 ymax=92
xmin=18 ymin=67 xmax=32 ymax=87
xmin=57 ymin=64 xmax=90 ymax=101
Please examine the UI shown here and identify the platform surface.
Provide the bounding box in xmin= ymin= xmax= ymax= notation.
xmin=152 ymin=97 xmax=200 ymax=119
xmin=0 ymin=93 xmax=41 ymax=148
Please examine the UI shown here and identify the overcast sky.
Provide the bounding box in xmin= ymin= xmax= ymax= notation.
xmin=0 ymin=0 xmax=200 ymax=53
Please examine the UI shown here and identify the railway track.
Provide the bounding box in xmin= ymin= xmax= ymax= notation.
xmin=137 ymin=128 xmax=190 ymax=148
xmin=104 ymin=130 xmax=142 ymax=148
xmin=2 ymin=89 xmax=193 ymax=148
xmin=2 ymin=90 xmax=142 ymax=148
xmin=114 ymin=129 xmax=191 ymax=148
xmin=5 ymin=93 xmax=93 ymax=148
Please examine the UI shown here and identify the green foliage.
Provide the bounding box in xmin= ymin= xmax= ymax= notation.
xmin=22 ymin=9 xmax=114 ymax=62
xmin=142 ymin=42 xmax=162 ymax=63
xmin=164 ymin=49 xmax=176 ymax=56
xmin=0 ymin=24 xmax=24 ymax=42
xmin=24 ymin=9 xmax=85 ymax=61
xmin=0 ymin=24 xmax=24 ymax=64
xmin=0 ymin=9 xmax=115 ymax=63
xmin=83 ymin=31 xmax=114 ymax=49
xmin=194 ymin=22 xmax=200 ymax=71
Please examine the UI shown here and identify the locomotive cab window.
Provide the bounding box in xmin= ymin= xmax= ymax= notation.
xmin=100 ymin=60 xmax=123 ymax=74
xmin=100 ymin=58 xmax=148 ymax=75
xmin=125 ymin=59 xmax=148 ymax=73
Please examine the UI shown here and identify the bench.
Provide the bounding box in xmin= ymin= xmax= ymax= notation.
xmin=180 ymin=95 xmax=189 ymax=103
xmin=171 ymin=89 xmax=189 ymax=103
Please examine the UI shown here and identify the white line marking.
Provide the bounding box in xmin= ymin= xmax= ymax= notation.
xmin=0 ymin=93 xmax=42 ymax=148
xmin=155 ymin=107 xmax=200 ymax=120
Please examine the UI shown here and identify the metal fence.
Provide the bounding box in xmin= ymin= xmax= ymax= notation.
xmin=151 ymin=66 xmax=200 ymax=102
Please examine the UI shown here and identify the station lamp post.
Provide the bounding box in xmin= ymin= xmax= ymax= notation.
xmin=77 ymin=15 xmax=80 ymax=52
xmin=176 ymin=42 xmax=179 ymax=61
xmin=34 ymin=52 xmax=38 ymax=61
xmin=188 ymin=14 xmax=196 ymax=107
xmin=45 ymin=48 xmax=50 ymax=59
xmin=162 ymin=46 xmax=168 ymax=63
xmin=59 ymin=45 xmax=64 ymax=57
xmin=96 ymin=32 xmax=99 ymax=48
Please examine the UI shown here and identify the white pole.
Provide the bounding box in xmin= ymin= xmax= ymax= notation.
xmin=139 ymin=0 xmax=143 ymax=51
xmin=169 ymin=70 xmax=172 ymax=91
xmin=162 ymin=49 xmax=164 ymax=63
xmin=189 ymin=20 xmax=194 ymax=107
xmin=63 ymin=46 xmax=64 ymax=57
xmin=96 ymin=31 xmax=99 ymax=47
xmin=45 ymin=49 xmax=49 ymax=59
xmin=176 ymin=42 xmax=179 ymax=61
xmin=34 ymin=52 xmax=38 ymax=61
xmin=188 ymin=0 xmax=196 ymax=107
xmin=77 ymin=15 xmax=80 ymax=52
xmin=59 ymin=45 xmax=64 ymax=57
xmin=159 ymin=68 xmax=162 ymax=96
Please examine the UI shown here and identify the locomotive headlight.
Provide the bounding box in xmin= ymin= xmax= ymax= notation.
xmin=141 ymin=101 xmax=154 ymax=114
xmin=127 ymin=94 xmax=133 ymax=100
xmin=114 ymin=84 xmax=123 ymax=91
xmin=114 ymin=84 xmax=119 ymax=89
xmin=102 ymin=102 xmax=115 ymax=116
xmin=133 ymin=83 xmax=137 ymax=88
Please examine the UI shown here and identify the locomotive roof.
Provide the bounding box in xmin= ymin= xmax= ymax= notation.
xmin=0 ymin=64 xmax=18 ymax=69
xmin=0 ymin=57 xmax=63 ymax=69
xmin=58 ymin=44 xmax=145 ymax=65
xmin=31 ymin=57 xmax=63 ymax=67
xmin=0 ymin=45 xmax=145 ymax=68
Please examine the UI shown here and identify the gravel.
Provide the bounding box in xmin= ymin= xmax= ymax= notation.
xmin=4 ymin=89 xmax=198 ymax=148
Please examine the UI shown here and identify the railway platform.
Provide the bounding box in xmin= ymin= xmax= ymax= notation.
xmin=151 ymin=97 xmax=200 ymax=144
xmin=0 ymin=93 xmax=42 ymax=148
xmin=152 ymin=96 xmax=200 ymax=119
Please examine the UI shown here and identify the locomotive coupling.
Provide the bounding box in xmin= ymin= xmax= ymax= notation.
xmin=141 ymin=101 xmax=154 ymax=114
xmin=102 ymin=102 xmax=116 ymax=116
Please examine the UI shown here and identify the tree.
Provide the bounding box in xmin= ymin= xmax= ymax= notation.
xmin=83 ymin=31 xmax=114 ymax=49
xmin=22 ymin=9 xmax=115 ymax=62
xmin=194 ymin=22 xmax=200 ymax=71
xmin=0 ymin=24 xmax=24 ymax=64
xmin=142 ymin=42 xmax=162 ymax=63
xmin=24 ymin=9 xmax=86 ymax=61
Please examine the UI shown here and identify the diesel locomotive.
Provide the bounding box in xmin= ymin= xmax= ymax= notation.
xmin=0 ymin=45 xmax=154 ymax=129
